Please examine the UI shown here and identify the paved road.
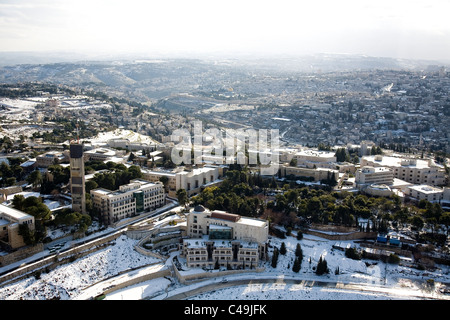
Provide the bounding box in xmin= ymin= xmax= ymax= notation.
xmin=161 ymin=277 xmax=449 ymax=300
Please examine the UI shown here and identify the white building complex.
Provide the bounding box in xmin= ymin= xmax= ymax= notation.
xmin=355 ymin=166 xmax=394 ymax=186
xmin=294 ymin=150 xmax=337 ymax=169
xmin=181 ymin=205 xmax=269 ymax=270
xmin=355 ymin=166 xmax=395 ymax=197
xmin=90 ymin=179 xmax=165 ymax=225
xmin=361 ymin=155 xmax=445 ymax=186
xmin=406 ymin=185 xmax=450 ymax=204
xmin=142 ymin=165 xmax=222 ymax=197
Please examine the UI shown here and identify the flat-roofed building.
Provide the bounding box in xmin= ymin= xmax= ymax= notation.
xmin=36 ymin=151 xmax=67 ymax=167
xmin=142 ymin=165 xmax=221 ymax=197
xmin=281 ymin=165 xmax=339 ymax=182
xmin=181 ymin=205 xmax=268 ymax=269
xmin=355 ymin=166 xmax=394 ymax=188
xmin=406 ymin=184 xmax=445 ymax=203
xmin=91 ymin=179 xmax=165 ymax=225
xmin=84 ymin=148 xmax=117 ymax=162
xmin=361 ymin=155 xmax=445 ymax=186
xmin=0 ymin=204 xmax=35 ymax=249
xmin=294 ymin=149 xmax=337 ymax=169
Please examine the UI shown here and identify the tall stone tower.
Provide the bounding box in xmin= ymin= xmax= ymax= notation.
xmin=70 ymin=142 xmax=86 ymax=214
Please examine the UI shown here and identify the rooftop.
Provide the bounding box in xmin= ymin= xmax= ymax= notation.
xmin=408 ymin=184 xmax=443 ymax=194
xmin=0 ymin=204 xmax=33 ymax=221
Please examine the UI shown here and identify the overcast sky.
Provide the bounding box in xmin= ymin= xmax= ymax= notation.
xmin=0 ymin=0 xmax=449 ymax=61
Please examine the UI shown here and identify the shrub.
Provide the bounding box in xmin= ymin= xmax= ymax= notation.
xmin=345 ymin=247 xmax=361 ymax=260
xmin=387 ymin=253 xmax=400 ymax=264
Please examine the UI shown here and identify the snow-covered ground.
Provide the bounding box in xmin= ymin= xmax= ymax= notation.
xmin=89 ymin=128 xmax=160 ymax=147
xmin=0 ymin=235 xmax=161 ymax=300
xmin=1 ymin=230 xmax=449 ymax=300
xmin=0 ymin=98 xmax=40 ymax=120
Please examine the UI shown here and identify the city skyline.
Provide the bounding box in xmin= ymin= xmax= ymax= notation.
xmin=0 ymin=0 xmax=449 ymax=62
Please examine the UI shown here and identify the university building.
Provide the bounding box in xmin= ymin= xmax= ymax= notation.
xmin=361 ymin=155 xmax=445 ymax=186
xmin=90 ymin=179 xmax=165 ymax=225
xmin=181 ymin=205 xmax=269 ymax=269
xmin=355 ymin=166 xmax=394 ymax=188
xmin=142 ymin=165 xmax=222 ymax=197
xmin=0 ymin=204 xmax=35 ymax=250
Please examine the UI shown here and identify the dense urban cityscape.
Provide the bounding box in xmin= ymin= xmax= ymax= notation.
xmin=1 ymin=2 xmax=450 ymax=314
xmin=0 ymin=55 xmax=449 ymax=305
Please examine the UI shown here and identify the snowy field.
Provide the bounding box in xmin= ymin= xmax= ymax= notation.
xmin=0 ymin=235 xmax=161 ymax=300
xmin=89 ymin=128 xmax=160 ymax=146
xmin=0 ymin=98 xmax=40 ymax=120
xmin=1 ymin=230 xmax=449 ymax=300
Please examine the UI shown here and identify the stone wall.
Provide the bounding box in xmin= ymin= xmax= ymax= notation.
xmin=0 ymin=243 xmax=44 ymax=267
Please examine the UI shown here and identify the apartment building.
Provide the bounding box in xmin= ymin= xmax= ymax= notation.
xmin=181 ymin=205 xmax=269 ymax=269
xmin=361 ymin=155 xmax=445 ymax=186
xmin=0 ymin=204 xmax=35 ymax=250
xmin=91 ymin=179 xmax=165 ymax=225
xmin=142 ymin=165 xmax=221 ymax=197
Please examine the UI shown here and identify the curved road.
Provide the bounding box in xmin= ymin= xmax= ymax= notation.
xmin=161 ymin=277 xmax=449 ymax=300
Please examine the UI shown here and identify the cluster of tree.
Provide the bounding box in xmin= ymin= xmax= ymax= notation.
xmin=52 ymin=208 xmax=92 ymax=234
xmin=13 ymin=195 xmax=51 ymax=245
xmin=190 ymin=170 xmax=269 ymax=217
xmin=0 ymin=83 xmax=59 ymax=98
xmin=14 ymin=193 xmax=93 ymax=245
xmin=89 ymin=164 xmax=142 ymax=191
xmin=31 ymin=118 xmax=98 ymax=143
xmin=40 ymin=164 xmax=70 ymax=194
xmin=0 ymin=157 xmax=26 ymax=187
xmin=315 ymin=256 xmax=329 ymax=275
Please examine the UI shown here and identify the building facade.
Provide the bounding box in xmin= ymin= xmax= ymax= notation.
xmin=0 ymin=204 xmax=35 ymax=250
xmin=361 ymin=155 xmax=445 ymax=186
xmin=281 ymin=165 xmax=339 ymax=182
xmin=36 ymin=151 xmax=67 ymax=167
xmin=355 ymin=166 xmax=394 ymax=187
xmin=181 ymin=205 xmax=269 ymax=269
xmin=406 ymin=185 xmax=447 ymax=203
xmin=70 ymin=143 xmax=86 ymax=214
xmin=91 ymin=179 xmax=165 ymax=225
xmin=142 ymin=165 xmax=221 ymax=197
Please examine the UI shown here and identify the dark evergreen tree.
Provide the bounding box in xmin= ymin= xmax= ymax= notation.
xmin=271 ymin=248 xmax=279 ymax=268
xmin=279 ymin=242 xmax=287 ymax=255
xmin=295 ymin=243 xmax=303 ymax=259
xmin=292 ymin=257 xmax=301 ymax=273
xmin=315 ymin=256 xmax=329 ymax=275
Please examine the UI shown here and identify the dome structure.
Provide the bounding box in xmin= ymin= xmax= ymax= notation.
xmin=193 ymin=205 xmax=206 ymax=212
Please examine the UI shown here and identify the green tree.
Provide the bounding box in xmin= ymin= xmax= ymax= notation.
xmin=295 ymin=243 xmax=303 ymax=258
xmin=27 ymin=170 xmax=43 ymax=188
xmin=85 ymin=180 xmax=98 ymax=193
xmin=176 ymin=188 xmax=188 ymax=208
xmin=271 ymin=247 xmax=279 ymax=268
xmin=12 ymin=194 xmax=25 ymax=211
xmin=315 ymin=256 xmax=329 ymax=275
xmin=292 ymin=257 xmax=301 ymax=273
xmin=279 ymin=242 xmax=287 ymax=255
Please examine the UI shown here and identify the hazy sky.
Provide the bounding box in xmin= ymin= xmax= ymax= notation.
xmin=1 ymin=0 xmax=449 ymax=61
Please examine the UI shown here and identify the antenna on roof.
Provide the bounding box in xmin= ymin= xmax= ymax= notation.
xmin=76 ymin=119 xmax=80 ymax=144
